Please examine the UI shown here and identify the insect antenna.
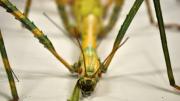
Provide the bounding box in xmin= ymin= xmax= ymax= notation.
xmin=73 ymin=30 xmax=87 ymax=76
xmin=43 ymin=12 xmax=78 ymax=46
xmin=102 ymin=37 xmax=129 ymax=72
xmin=92 ymin=37 xmax=129 ymax=77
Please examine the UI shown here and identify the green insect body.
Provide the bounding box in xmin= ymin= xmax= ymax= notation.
xmin=0 ymin=0 xmax=180 ymax=101
xmin=68 ymin=0 xmax=122 ymax=99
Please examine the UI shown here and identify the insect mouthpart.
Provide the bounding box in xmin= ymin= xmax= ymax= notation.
xmin=78 ymin=77 xmax=97 ymax=97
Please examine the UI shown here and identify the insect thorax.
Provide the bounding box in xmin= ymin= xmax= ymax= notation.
xmin=73 ymin=0 xmax=103 ymax=37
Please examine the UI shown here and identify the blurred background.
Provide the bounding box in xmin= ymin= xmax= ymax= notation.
xmin=0 ymin=0 xmax=180 ymax=101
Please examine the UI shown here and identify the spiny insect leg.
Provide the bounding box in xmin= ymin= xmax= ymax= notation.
xmin=145 ymin=0 xmax=180 ymax=30
xmin=153 ymin=0 xmax=180 ymax=90
xmin=0 ymin=30 xmax=19 ymax=101
xmin=99 ymin=0 xmax=124 ymax=38
xmin=0 ymin=0 xmax=74 ymax=73
xmin=101 ymin=0 xmax=144 ymax=73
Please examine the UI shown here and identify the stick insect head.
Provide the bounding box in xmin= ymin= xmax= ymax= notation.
xmin=77 ymin=76 xmax=98 ymax=96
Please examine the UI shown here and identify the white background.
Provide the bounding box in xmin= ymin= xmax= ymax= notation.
xmin=0 ymin=0 xmax=180 ymax=101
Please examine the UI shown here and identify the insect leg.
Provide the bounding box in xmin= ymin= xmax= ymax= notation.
xmin=0 ymin=0 xmax=75 ymax=73
xmin=145 ymin=0 xmax=180 ymax=30
xmin=22 ymin=0 xmax=32 ymax=27
xmin=101 ymin=0 xmax=144 ymax=73
xmin=0 ymin=30 xmax=19 ymax=101
xmin=23 ymin=0 xmax=32 ymax=18
xmin=99 ymin=0 xmax=124 ymax=38
xmin=145 ymin=0 xmax=155 ymax=24
xmin=153 ymin=0 xmax=180 ymax=90
xmin=55 ymin=0 xmax=79 ymax=37
xmin=103 ymin=0 xmax=113 ymax=17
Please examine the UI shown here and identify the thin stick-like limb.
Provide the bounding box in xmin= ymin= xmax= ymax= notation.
xmin=55 ymin=0 xmax=69 ymax=29
xmin=153 ymin=0 xmax=180 ymax=90
xmin=99 ymin=0 xmax=124 ymax=38
xmin=0 ymin=0 xmax=74 ymax=72
xmin=75 ymin=35 xmax=87 ymax=76
xmin=102 ymin=37 xmax=129 ymax=73
xmin=145 ymin=0 xmax=180 ymax=30
xmin=43 ymin=12 xmax=78 ymax=46
xmin=113 ymin=0 xmax=144 ymax=48
xmin=23 ymin=0 xmax=32 ymax=17
xmin=101 ymin=0 xmax=144 ymax=72
xmin=0 ymin=30 xmax=19 ymax=101
xmin=145 ymin=0 xmax=155 ymax=24
xmin=55 ymin=0 xmax=79 ymax=37
xmin=103 ymin=0 xmax=113 ymax=17
xmin=22 ymin=0 xmax=32 ymax=27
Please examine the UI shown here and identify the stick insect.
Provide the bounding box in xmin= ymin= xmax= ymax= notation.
xmin=0 ymin=0 xmax=180 ymax=101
